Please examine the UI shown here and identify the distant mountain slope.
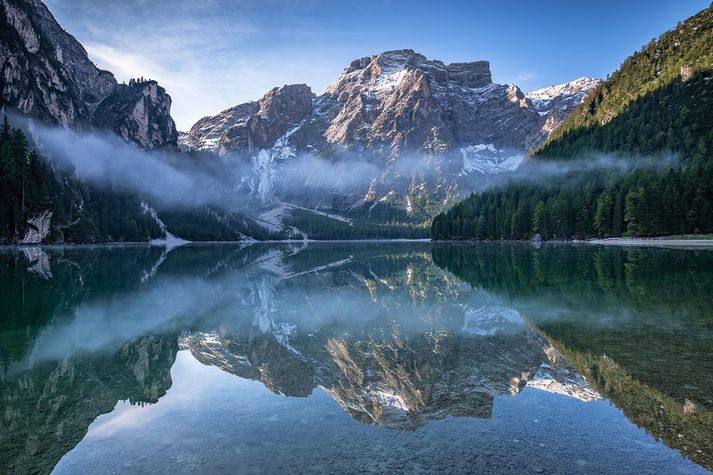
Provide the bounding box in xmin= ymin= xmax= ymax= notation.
xmin=525 ymin=77 xmax=602 ymax=136
xmin=432 ymin=5 xmax=713 ymax=241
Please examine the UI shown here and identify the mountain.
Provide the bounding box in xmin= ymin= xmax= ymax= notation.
xmin=178 ymin=245 xmax=599 ymax=431
xmin=0 ymin=0 xmax=599 ymax=242
xmin=185 ymin=51 xmax=599 ymax=158
xmin=0 ymin=0 xmax=177 ymax=149
xmin=432 ymin=4 xmax=713 ymax=241
xmin=0 ymin=1 xmax=272 ymax=243
xmin=181 ymin=50 xmax=598 ymax=223
xmin=525 ymin=76 xmax=602 ymax=135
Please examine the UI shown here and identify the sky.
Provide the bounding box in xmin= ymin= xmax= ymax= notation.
xmin=44 ymin=0 xmax=711 ymax=130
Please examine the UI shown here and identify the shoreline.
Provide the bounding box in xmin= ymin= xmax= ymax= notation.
xmin=4 ymin=237 xmax=713 ymax=249
xmin=0 ymin=238 xmax=432 ymax=250
xmin=586 ymin=237 xmax=713 ymax=247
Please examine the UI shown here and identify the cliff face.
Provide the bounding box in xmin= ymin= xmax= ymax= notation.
xmin=186 ymin=50 xmax=600 ymax=159
xmin=182 ymin=50 xmax=599 ymax=220
xmin=185 ymin=49 xmax=550 ymax=157
xmin=0 ymin=0 xmax=177 ymax=148
xmin=0 ymin=0 xmax=116 ymax=126
xmin=93 ymin=81 xmax=178 ymax=149
xmin=306 ymin=49 xmax=541 ymax=154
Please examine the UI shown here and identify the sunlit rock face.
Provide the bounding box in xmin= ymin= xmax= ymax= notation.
xmin=188 ymin=49 xmax=559 ymax=157
xmin=0 ymin=0 xmax=177 ymax=148
xmin=183 ymin=50 xmax=599 ymax=217
xmin=92 ymin=81 xmax=178 ymax=149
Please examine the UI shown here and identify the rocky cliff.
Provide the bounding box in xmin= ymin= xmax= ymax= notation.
xmin=186 ymin=50 xmax=599 ymax=160
xmin=182 ymin=50 xmax=600 ymax=221
xmin=525 ymin=76 xmax=602 ymax=135
xmin=92 ymin=80 xmax=178 ymax=149
xmin=0 ymin=0 xmax=177 ymax=148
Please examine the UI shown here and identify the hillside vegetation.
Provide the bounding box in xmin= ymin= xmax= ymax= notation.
xmin=432 ymin=5 xmax=713 ymax=240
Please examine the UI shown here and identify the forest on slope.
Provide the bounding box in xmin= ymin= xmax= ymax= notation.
xmin=0 ymin=117 xmax=286 ymax=243
xmin=432 ymin=5 xmax=713 ymax=240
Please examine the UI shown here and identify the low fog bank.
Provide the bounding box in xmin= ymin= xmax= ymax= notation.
xmin=481 ymin=152 xmax=680 ymax=192
xmin=13 ymin=115 xmax=681 ymax=216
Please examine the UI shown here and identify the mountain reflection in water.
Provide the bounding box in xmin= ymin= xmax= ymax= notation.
xmin=0 ymin=242 xmax=711 ymax=474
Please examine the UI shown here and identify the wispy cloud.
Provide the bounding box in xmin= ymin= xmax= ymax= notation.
xmin=45 ymin=0 xmax=345 ymax=129
xmin=514 ymin=72 xmax=537 ymax=84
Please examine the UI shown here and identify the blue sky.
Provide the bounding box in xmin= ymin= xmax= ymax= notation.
xmin=45 ymin=0 xmax=710 ymax=130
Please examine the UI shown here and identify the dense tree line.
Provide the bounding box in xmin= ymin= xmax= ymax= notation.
xmin=430 ymin=243 xmax=713 ymax=469
xmin=432 ymin=5 xmax=713 ymax=241
xmin=432 ymin=162 xmax=713 ymax=240
xmin=0 ymin=117 xmax=283 ymax=243
xmin=0 ymin=117 xmax=163 ymax=243
xmin=539 ymin=4 xmax=713 ymax=152
xmin=0 ymin=117 xmax=58 ymax=241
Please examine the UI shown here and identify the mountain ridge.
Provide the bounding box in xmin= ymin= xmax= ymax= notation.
xmin=183 ymin=49 xmax=599 ymax=158
xmin=0 ymin=0 xmax=177 ymax=149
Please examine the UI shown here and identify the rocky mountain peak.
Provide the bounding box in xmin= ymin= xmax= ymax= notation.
xmin=180 ymin=49 xmax=601 ymax=220
xmin=526 ymin=76 xmax=602 ymax=135
xmin=0 ymin=0 xmax=117 ymax=126
xmin=256 ymin=84 xmax=314 ymax=122
xmin=526 ymin=76 xmax=602 ymax=112
xmin=92 ymin=80 xmax=178 ymax=149
xmin=325 ymin=49 xmax=492 ymax=97
xmin=0 ymin=0 xmax=177 ymax=148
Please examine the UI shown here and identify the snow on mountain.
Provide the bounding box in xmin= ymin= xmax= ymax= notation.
xmin=180 ymin=52 xmax=601 ymax=225
xmin=526 ymin=77 xmax=602 ymax=114
xmin=460 ymin=144 xmax=525 ymax=175
xmin=526 ymin=77 xmax=602 ymax=135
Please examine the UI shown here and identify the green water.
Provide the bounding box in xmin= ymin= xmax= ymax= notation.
xmin=0 ymin=242 xmax=711 ymax=474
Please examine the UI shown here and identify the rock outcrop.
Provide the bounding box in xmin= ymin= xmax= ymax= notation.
xmin=20 ymin=209 xmax=52 ymax=243
xmin=92 ymin=80 xmax=178 ymax=149
xmin=182 ymin=50 xmax=600 ymax=219
xmin=525 ymin=76 xmax=602 ymax=135
xmin=0 ymin=0 xmax=116 ymax=126
xmin=0 ymin=0 xmax=178 ymax=148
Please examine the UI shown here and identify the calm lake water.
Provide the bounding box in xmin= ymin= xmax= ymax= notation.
xmin=1 ymin=242 xmax=712 ymax=474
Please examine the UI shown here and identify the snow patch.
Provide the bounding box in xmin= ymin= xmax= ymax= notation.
xmin=460 ymin=144 xmax=524 ymax=175
xmin=141 ymin=201 xmax=190 ymax=247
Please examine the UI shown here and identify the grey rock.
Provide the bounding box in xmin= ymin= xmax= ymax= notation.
xmin=184 ymin=50 xmax=599 ymax=220
xmin=92 ymin=80 xmax=178 ymax=149
xmin=0 ymin=0 xmax=177 ymax=148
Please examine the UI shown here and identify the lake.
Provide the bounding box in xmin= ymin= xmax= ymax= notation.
xmin=1 ymin=242 xmax=711 ymax=474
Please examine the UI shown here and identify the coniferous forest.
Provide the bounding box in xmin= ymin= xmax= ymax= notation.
xmin=432 ymin=6 xmax=713 ymax=240
xmin=0 ymin=118 xmax=288 ymax=243
xmin=0 ymin=117 xmax=164 ymax=243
